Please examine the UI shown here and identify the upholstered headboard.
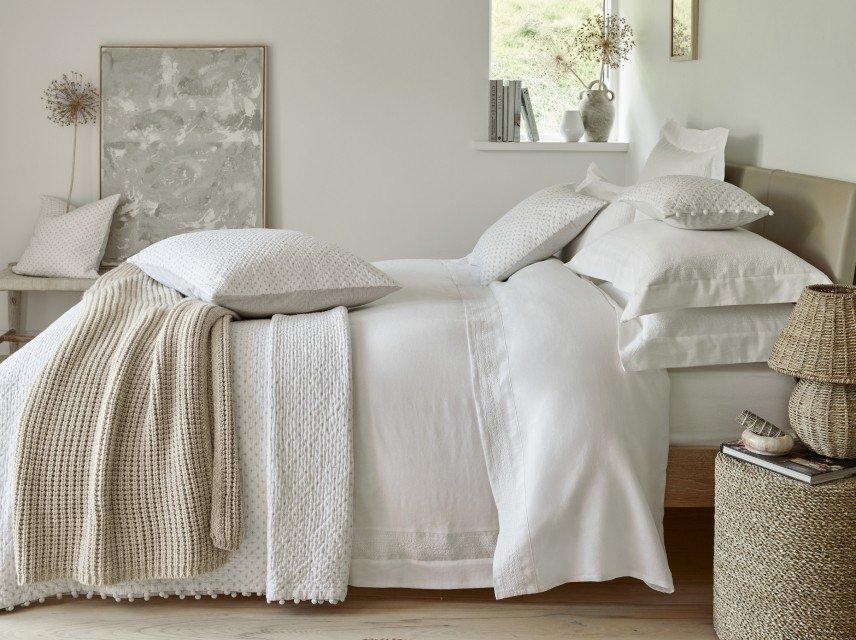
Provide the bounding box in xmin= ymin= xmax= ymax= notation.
xmin=725 ymin=164 xmax=856 ymax=285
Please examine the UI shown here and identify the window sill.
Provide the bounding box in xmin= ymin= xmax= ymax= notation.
xmin=472 ymin=141 xmax=629 ymax=152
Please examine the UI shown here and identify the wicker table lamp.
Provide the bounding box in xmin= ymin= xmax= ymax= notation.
xmin=768 ymin=284 xmax=856 ymax=457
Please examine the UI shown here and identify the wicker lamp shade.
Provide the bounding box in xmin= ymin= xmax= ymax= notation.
xmin=768 ymin=284 xmax=856 ymax=384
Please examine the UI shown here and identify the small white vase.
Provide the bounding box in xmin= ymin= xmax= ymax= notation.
xmin=559 ymin=110 xmax=583 ymax=142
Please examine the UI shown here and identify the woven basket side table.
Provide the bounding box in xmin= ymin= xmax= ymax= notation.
xmin=714 ymin=454 xmax=856 ymax=640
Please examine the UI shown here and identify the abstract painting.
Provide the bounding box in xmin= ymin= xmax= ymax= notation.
xmin=100 ymin=46 xmax=265 ymax=262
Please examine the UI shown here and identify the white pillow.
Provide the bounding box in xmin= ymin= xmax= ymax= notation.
xmin=471 ymin=185 xmax=604 ymax=285
xmin=575 ymin=162 xmax=626 ymax=202
xmin=639 ymin=120 xmax=729 ymax=182
xmin=598 ymin=282 xmax=795 ymax=371
xmin=568 ymin=220 xmax=831 ymax=320
xmin=561 ymin=201 xmax=636 ymax=261
xmin=13 ymin=194 xmax=121 ymax=278
xmin=621 ymin=175 xmax=773 ymax=230
xmin=129 ymin=228 xmax=401 ymax=317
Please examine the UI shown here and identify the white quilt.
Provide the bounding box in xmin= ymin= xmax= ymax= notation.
xmin=0 ymin=257 xmax=673 ymax=609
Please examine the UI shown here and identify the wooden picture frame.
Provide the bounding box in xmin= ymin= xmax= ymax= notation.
xmin=670 ymin=0 xmax=699 ymax=61
xmin=99 ymin=45 xmax=267 ymax=263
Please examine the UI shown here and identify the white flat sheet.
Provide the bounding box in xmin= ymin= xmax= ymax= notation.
xmin=0 ymin=257 xmax=673 ymax=608
xmin=668 ymin=363 xmax=794 ymax=445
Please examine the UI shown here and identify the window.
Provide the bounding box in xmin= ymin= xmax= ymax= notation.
xmin=491 ymin=0 xmax=607 ymax=139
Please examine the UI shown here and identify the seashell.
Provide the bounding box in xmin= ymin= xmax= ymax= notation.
xmin=737 ymin=410 xmax=794 ymax=455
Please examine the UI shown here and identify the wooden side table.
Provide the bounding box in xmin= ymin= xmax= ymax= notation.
xmin=714 ymin=453 xmax=856 ymax=640
xmin=0 ymin=264 xmax=102 ymax=354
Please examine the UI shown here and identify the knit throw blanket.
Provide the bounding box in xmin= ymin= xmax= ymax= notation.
xmin=13 ymin=263 xmax=241 ymax=587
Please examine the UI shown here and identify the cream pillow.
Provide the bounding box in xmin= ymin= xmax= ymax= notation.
xmin=129 ymin=228 xmax=401 ymax=317
xmin=639 ymin=120 xmax=729 ymax=182
xmin=13 ymin=194 xmax=121 ymax=278
xmin=561 ymin=201 xmax=636 ymax=261
xmin=621 ymin=175 xmax=773 ymax=230
xmin=598 ymin=282 xmax=795 ymax=371
xmin=568 ymin=220 xmax=831 ymax=320
xmin=471 ymin=185 xmax=604 ymax=285
xmin=575 ymin=162 xmax=626 ymax=202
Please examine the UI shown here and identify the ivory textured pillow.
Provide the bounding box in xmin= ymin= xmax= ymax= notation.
xmin=621 ymin=175 xmax=773 ymax=230
xmin=471 ymin=185 xmax=604 ymax=285
xmin=568 ymin=220 xmax=831 ymax=320
xmin=129 ymin=228 xmax=401 ymax=317
xmin=13 ymin=194 xmax=121 ymax=278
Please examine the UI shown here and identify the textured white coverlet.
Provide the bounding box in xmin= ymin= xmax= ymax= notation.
xmin=266 ymin=310 xmax=353 ymax=604
xmin=0 ymin=257 xmax=673 ymax=608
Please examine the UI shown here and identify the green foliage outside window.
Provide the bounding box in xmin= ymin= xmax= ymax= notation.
xmin=491 ymin=0 xmax=604 ymax=137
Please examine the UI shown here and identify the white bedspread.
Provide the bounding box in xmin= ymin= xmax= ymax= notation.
xmin=0 ymin=257 xmax=673 ymax=609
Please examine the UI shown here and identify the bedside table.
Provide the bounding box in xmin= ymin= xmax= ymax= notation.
xmin=0 ymin=264 xmax=106 ymax=354
xmin=713 ymin=453 xmax=856 ymax=640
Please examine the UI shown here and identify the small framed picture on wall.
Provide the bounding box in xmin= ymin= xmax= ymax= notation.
xmin=670 ymin=0 xmax=699 ymax=61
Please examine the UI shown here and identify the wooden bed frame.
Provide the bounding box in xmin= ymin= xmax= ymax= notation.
xmin=663 ymin=163 xmax=856 ymax=509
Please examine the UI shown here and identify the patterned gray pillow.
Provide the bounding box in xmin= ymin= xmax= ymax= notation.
xmin=13 ymin=194 xmax=121 ymax=278
xmin=620 ymin=175 xmax=773 ymax=230
xmin=471 ymin=185 xmax=605 ymax=285
xmin=129 ymin=228 xmax=401 ymax=317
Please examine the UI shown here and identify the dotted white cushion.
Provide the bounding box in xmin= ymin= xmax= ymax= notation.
xmin=620 ymin=175 xmax=773 ymax=230
xmin=568 ymin=220 xmax=832 ymax=321
xmin=129 ymin=228 xmax=401 ymax=318
xmin=471 ymin=185 xmax=604 ymax=285
xmin=13 ymin=194 xmax=121 ymax=278
xmin=639 ymin=120 xmax=729 ymax=182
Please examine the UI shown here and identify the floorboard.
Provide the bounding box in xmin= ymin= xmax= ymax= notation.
xmin=0 ymin=509 xmax=715 ymax=639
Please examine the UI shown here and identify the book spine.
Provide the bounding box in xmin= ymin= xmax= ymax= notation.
xmin=488 ymin=80 xmax=498 ymax=142
xmin=512 ymin=81 xmax=521 ymax=142
xmin=502 ymin=82 xmax=510 ymax=142
xmin=521 ymin=87 xmax=539 ymax=142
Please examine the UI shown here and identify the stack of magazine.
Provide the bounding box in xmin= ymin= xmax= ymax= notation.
xmin=489 ymin=79 xmax=539 ymax=142
xmin=721 ymin=439 xmax=856 ymax=485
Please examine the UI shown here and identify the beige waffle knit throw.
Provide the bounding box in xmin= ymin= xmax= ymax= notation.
xmin=13 ymin=263 xmax=241 ymax=587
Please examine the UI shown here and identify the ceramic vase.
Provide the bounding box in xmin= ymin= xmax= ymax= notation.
xmin=559 ymin=110 xmax=583 ymax=142
xmin=578 ymin=80 xmax=615 ymax=142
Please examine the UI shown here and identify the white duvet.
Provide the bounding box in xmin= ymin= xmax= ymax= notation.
xmin=0 ymin=258 xmax=672 ymax=609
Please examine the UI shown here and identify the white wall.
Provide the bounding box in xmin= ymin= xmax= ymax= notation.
xmin=619 ymin=0 xmax=856 ymax=184
xmin=0 ymin=0 xmax=626 ymax=335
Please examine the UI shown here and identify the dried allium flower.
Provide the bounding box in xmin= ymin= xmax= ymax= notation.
xmin=537 ymin=30 xmax=588 ymax=89
xmin=575 ymin=14 xmax=636 ymax=70
xmin=42 ymin=71 xmax=100 ymax=127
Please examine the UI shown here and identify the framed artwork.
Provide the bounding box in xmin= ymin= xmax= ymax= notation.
xmin=100 ymin=45 xmax=266 ymax=263
xmin=670 ymin=0 xmax=699 ymax=61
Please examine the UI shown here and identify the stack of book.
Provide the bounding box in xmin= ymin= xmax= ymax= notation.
xmin=721 ymin=439 xmax=856 ymax=485
xmin=489 ymin=80 xmax=539 ymax=142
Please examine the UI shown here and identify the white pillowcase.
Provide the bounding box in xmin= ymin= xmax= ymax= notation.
xmin=568 ymin=220 xmax=831 ymax=321
xmin=621 ymin=175 xmax=773 ymax=230
xmin=639 ymin=120 xmax=729 ymax=182
xmin=13 ymin=194 xmax=121 ymax=278
xmin=561 ymin=201 xmax=636 ymax=261
xmin=471 ymin=184 xmax=604 ymax=285
xmin=575 ymin=162 xmax=626 ymax=202
xmin=598 ymin=282 xmax=794 ymax=371
xmin=129 ymin=228 xmax=401 ymax=317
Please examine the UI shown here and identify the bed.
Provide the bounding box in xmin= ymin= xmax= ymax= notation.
xmin=0 ymin=163 xmax=853 ymax=609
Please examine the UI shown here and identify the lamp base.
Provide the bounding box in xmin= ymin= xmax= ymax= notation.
xmin=789 ymin=380 xmax=856 ymax=458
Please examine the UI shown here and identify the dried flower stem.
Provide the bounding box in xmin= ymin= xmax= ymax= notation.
xmin=67 ymin=122 xmax=77 ymax=212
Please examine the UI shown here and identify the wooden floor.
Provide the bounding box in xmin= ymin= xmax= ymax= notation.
xmin=1 ymin=509 xmax=715 ymax=640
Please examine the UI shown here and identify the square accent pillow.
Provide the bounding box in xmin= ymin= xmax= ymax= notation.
xmin=13 ymin=194 xmax=121 ymax=278
xmin=129 ymin=228 xmax=401 ymax=318
xmin=620 ymin=175 xmax=773 ymax=230
xmin=598 ymin=282 xmax=795 ymax=371
xmin=567 ymin=220 xmax=831 ymax=320
xmin=639 ymin=120 xmax=729 ymax=182
xmin=471 ymin=185 xmax=604 ymax=285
